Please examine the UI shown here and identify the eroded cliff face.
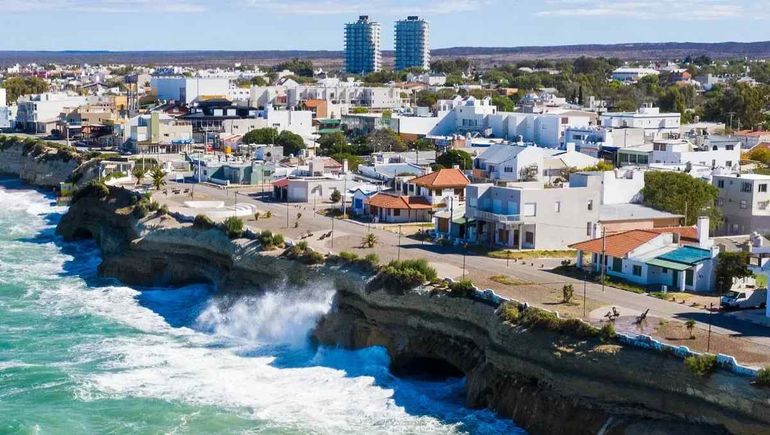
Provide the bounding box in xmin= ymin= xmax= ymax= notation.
xmin=57 ymin=187 xmax=770 ymax=435
xmin=57 ymin=187 xmax=320 ymax=290
xmin=0 ymin=141 xmax=82 ymax=188
xmin=316 ymin=278 xmax=770 ymax=435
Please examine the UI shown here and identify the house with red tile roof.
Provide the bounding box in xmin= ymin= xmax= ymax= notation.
xmin=570 ymin=217 xmax=718 ymax=292
xmin=365 ymin=192 xmax=433 ymax=223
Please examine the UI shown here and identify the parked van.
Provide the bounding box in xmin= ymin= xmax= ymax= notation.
xmin=720 ymin=288 xmax=768 ymax=310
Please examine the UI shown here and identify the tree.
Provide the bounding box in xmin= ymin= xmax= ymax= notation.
xmin=410 ymin=138 xmax=435 ymax=152
xmin=274 ymin=58 xmax=314 ymax=77
xmin=329 ymin=153 xmax=363 ymax=171
xmin=562 ymin=284 xmax=574 ymax=304
xmin=275 ymin=130 xmax=305 ymax=157
xmin=519 ymin=164 xmax=539 ymax=181
xmin=715 ymin=251 xmax=752 ymax=294
xmin=362 ymin=232 xmax=378 ymax=248
xmin=131 ymin=166 xmax=147 ymax=186
xmin=243 ymin=128 xmax=277 ymax=145
xmin=490 ymin=95 xmax=514 ymax=112
xmin=416 ymin=90 xmax=438 ymax=108
xmin=1 ymin=76 xmax=49 ymax=104
xmin=436 ymin=149 xmax=472 ymax=170
xmin=685 ymin=319 xmax=696 ymax=339
xmin=641 ymin=171 xmax=721 ymax=228
xmin=149 ymin=167 xmax=167 ymax=191
xmin=368 ymin=129 xmax=406 ymax=153
xmin=746 ymin=147 xmax=770 ymax=166
xmin=330 ymin=189 xmax=341 ymax=204
xmin=317 ymin=131 xmax=349 ymax=155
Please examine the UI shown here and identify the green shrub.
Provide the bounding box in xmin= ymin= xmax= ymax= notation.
xmin=158 ymin=204 xmax=169 ymax=215
xmin=364 ymin=253 xmax=379 ymax=267
xmin=272 ymin=233 xmax=285 ymax=247
xmin=339 ymin=251 xmax=359 ymax=262
xmin=755 ymin=367 xmax=770 ymax=386
xmin=193 ymin=214 xmax=215 ymax=230
xmin=147 ymin=200 xmax=160 ymax=212
xmin=304 ymin=250 xmax=326 ymax=265
xmin=685 ymin=354 xmax=717 ymax=377
xmin=223 ymin=216 xmax=244 ymax=239
xmin=71 ymin=180 xmax=110 ymax=204
xmin=133 ymin=202 xmax=148 ymax=218
xmin=259 ymin=230 xmax=275 ymax=250
xmin=377 ymin=259 xmax=437 ymax=292
xmin=558 ymin=318 xmax=598 ymax=339
xmin=499 ymin=302 xmax=520 ymax=323
xmin=448 ymin=279 xmax=475 ymax=298
xmin=519 ymin=308 xmax=562 ymax=331
xmin=296 ymin=240 xmax=309 ymax=252
xmin=599 ymin=323 xmax=616 ymax=342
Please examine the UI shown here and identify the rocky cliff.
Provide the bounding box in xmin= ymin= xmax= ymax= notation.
xmin=57 ymin=186 xmax=770 ymax=435
xmin=0 ymin=138 xmax=86 ymax=188
xmin=316 ymin=276 xmax=770 ymax=435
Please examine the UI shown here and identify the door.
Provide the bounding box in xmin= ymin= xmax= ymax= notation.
xmin=672 ymin=270 xmax=679 ymax=288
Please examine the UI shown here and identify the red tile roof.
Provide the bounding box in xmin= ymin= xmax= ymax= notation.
xmin=649 ymin=226 xmax=699 ymax=243
xmin=409 ymin=168 xmax=469 ymax=189
xmin=569 ymin=230 xmax=661 ymax=258
xmin=366 ymin=193 xmax=433 ymax=210
xmin=272 ymin=178 xmax=289 ymax=188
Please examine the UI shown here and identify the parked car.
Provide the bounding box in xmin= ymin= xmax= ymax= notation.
xmin=720 ymin=288 xmax=768 ymax=310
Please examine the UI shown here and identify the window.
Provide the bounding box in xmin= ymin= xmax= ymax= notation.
xmin=393 ymin=209 xmax=401 ymax=216
xmin=586 ymin=222 xmax=592 ymax=236
xmin=504 ymin=167 xmax=513 ymax=173
xmin=717 ymin=180 xmax=725 ymax=188
xmin=726 ymin=145 xmax=734 ymax=151
xmin=632 ymin=265 xmax=642 ymax=276
xmin=554 ymin=201 xmax=561 ymax=212
xmin=740 ymin=200 xmax=748 ymax=209
xmin=741 ymin=182 xmax=752 ymax=193
xmin=525 ymin=231 xmax=534 ymax=244
xmin=587 ymin=200 xmax=593 ymax=211
xmin=726 ymin=161 xmax=732 ymax=168
xmin=685 ymin=269 xmax=694 ymax=286
xmin=760 ymin=184 xmax=768 ymax=193
xmin=612 ymin=257 xmax=623 ymax=273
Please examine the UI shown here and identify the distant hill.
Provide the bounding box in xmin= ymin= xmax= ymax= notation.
xmin=1 ymin=41 xmax=769 ymax=68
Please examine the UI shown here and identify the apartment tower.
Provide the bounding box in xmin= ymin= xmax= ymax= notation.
xmin=394 ymin=16 xmax=430 ymax=71
xmin=345 ymin=16 xmax=382 ymax=74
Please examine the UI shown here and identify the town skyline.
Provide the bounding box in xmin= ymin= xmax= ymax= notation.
xmin=1 ymin=0 xmax=770 ymax=51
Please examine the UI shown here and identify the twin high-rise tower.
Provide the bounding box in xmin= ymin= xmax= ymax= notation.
xmin=344 ymin=16 xmax=430 ymax=74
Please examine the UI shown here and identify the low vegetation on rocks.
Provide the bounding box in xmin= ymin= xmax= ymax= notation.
xmin=71 ymin=180 xmax=109 ymax=204
xmin=223 ymin=216 xmax=244 ymax=239
xmin=448 ymin=279 xmax=475 ymax=298
xmin=193 ymin=214 xmax=216 ymax=230
xmin=375 ymin=259 xmax=437 ymax=292
xmin=685 ymin=354 xmax=717 ymax=377
xmin=755 ymin=367 xmax=770 ymax=387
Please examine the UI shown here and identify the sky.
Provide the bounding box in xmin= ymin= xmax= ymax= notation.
xmin=0 ymin=0 xmax=769 ymax=51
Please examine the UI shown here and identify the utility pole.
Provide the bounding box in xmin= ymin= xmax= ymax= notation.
xmin=330 ymin=214 xmax=335 ymax=249
xmin=285 ymin=188 xmax=290 ymax=228
xmin=601 ymin=227 xmax=606 ymax=292
xmin=583 ymin=271 xmax=588 ymax=318
xmin=707 ymin=303 xmax=713 ymax=353
xmin=397 ymin=225 xmax=402 ymax=261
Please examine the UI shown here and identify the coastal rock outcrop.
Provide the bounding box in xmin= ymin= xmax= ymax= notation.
xmin=56 ymin=186 xmax=770 ymax=435
xmin=315 ymin=277 xmax=770 ymax=435
xmin=0 ymin=138 xmax=83 ymax=188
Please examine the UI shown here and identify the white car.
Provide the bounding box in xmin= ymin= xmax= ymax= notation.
xmin=720 ymin=288 xmax=768 ymax=310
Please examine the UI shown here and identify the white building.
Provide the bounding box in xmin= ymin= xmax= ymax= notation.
xmin=600 ymin=106 xmax=680 ymax=141
xmin=221 ymin=108 xmax=314 ymax=139
xmin=472 ymin=144 xmax=545 ymax=182
xmin=15 ymin=92 xmax=87 ymax=134
xmin=611 ymin=67 xmax=660 ymax=83
xmin=650 ymin=138 xmax=740 ymax=170
xmin=0 ymin=88 xmax=10 ymax=129
xmin=151 ymin=76 xmax=232 ymax=104
xmin=406 ymin=72 xmax=446 ymax=86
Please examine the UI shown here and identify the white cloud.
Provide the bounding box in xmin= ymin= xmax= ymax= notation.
xmin=242 ymin=0 xmax=488 ymax=16
xmin=0 ymin=0 xmax=207 ymax=13
xmin=536 ymin=0 xmax=762 ymax=20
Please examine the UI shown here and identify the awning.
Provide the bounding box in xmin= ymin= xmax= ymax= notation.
xmin=646 ymin=258 xmax=690 ymax=271
xmin=452 ymin=217 xmax=475 ymax=225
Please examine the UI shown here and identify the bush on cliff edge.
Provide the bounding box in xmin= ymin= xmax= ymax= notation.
xmin=223 ymin=216 xmax=244 ymax=239
xmin=685 ymin=354 xmax=717 ymax=377
xmin=193 ymin=214 xmax=215 ymax=230
xmin=71 ymin=180 xmax=109 ymax=204
xmin=376 ymin=259 xmax=437 ymax=292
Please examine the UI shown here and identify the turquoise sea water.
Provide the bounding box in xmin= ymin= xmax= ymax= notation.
xmin=0 ymin=180 xmax=524 ymax=435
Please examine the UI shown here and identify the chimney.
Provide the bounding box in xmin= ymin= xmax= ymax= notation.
xmin=565 ymin=142 xmax=576 ymax=152
xmin=342 ymin=159 xmax=349 ymax=174
xmin=696 ymin=216 xmax=712 ymax=248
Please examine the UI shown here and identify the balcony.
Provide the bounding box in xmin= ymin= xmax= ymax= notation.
xmin=467 ymin=207 xmax=521 ymax=223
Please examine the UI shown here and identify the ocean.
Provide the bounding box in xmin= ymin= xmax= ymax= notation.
xmin=0 ymin=179 xmax=524 ymax=435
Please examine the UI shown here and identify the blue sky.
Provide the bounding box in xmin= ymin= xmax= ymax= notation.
xmin=0 ymin=0 xmax=768 ymax=51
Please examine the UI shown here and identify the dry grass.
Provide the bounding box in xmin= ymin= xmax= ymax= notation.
xmin=490 ymin=275 xmax=533 ymax=286
xmin=487 ymin=249 xmax=576 ymax=260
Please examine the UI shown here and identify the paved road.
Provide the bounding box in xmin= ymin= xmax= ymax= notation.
xmin=156 ymin=181 xmax=770 ymax=348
